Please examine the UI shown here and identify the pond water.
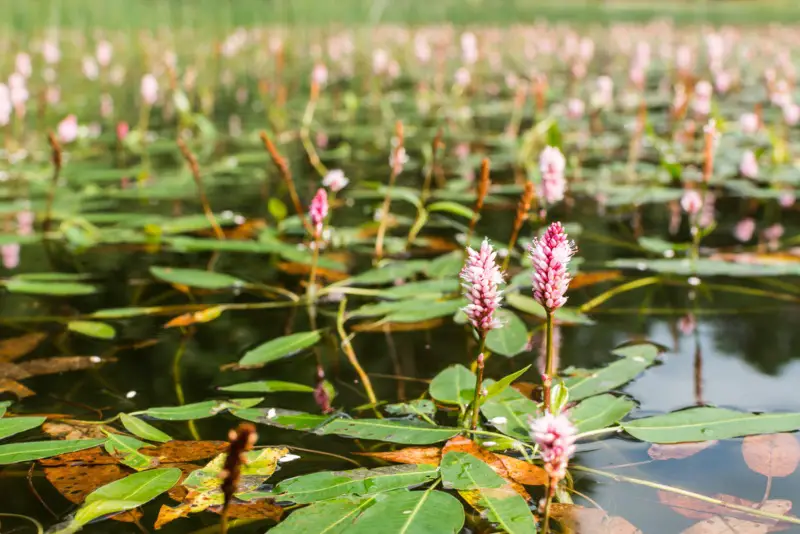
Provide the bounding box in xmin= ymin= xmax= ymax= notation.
xmin=1 ymin=23 xmax=800 ymax=534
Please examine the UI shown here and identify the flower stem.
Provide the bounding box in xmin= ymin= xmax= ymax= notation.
xmin=336 ymin=298 xmax=378 ymax=407
xmin=308 ymin=237 xmax=320 ymax=300
xmin=469 ymin=337 xmax=487 ymax=430
xmin=542 ymin=477 xmax=554 ymax=534
xmin=543 ymin=311 xmax=554 ymax=412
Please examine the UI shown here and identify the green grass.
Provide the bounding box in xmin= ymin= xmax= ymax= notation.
xmin=3 ymin=0 xmax=800 ymax=31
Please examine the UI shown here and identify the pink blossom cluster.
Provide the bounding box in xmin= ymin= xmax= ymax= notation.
xmin=530 ymin=222 xmax=576 ymax=312
xmin=309 ymin=188 xmax=329 ymax=238
xmin=530 ymin=412 xmax=577 ymax=480
xmin=460 ymin=239 xmax=504 ymax=335
xmin=538 ymin=146 xmax=567 ymax=205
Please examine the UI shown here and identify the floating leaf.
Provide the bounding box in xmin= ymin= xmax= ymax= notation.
xmin=347 ymin=489 xmax=465 ymax=534
xmin=4 ymin=280 xmax=98 ymax=296
xmin=742 ymin=433 xmax=800 ymax=478
xmin=119 ymin=414 xmax=172 ymax=443
xmin=39 ymin=446 xmax=118 ymax=466
xmin=556 ymin=506 xmax=643 ymax=533
xmin=505 ymin=292 xmax=595 ymax=325
xmin=485 ymin=310 xmax=529 ymax=357
xmin=67 ymin=321 xmax=116 ymax=340
xmin=623 ymin=408 xmax=800 ymax=443
xmin=571 ymin=394 xmax=635 ymax=434
xmin=238 ymin=331 xmax=321 ymax=368
xmin=440 ymin=451 xmax=506 ymax=490
xmin=43 ymin=421 xmax=111 ymax=440
xmin=569 ymin=271 xmax=623 ymax=290
xmin=429 ymin=364 xmax=476 ymax=409
xmin=164 ymin=306 xmax=225 ymax=328
xmin=426 ymin=251 xmax=463 ymax=279
xmin=141 ymin=441 xmax=227 ymax=463
xmin=273 ymin=464 xmax=439 ymax=504
xmin=137 ymin=398 xmax=263 ymax=420
xmin=384 ymin=400 xmax=437 ymax=417
xmin=678 ymin=497 xmax=792 ymax=534
xmin=319 ymin=419 xmax=460 ymax=445
xmin=268 ymin=498 xmax=366 ymax=534
xmin=480 ymin=386 xmax=538 ymax=441
xmin=343 ymin=261 xmax=428 ymax=286
xmin=63 ymin=468 xmax=182 ymax=532
xmin=564 ymin=343 xmax=659 ymax=401
xmin=103 ymin=432 xmax=157 ymax=471
xmin=233 ymin=407 xmax=329 ymax=431
xmin=496 ymin=455 xmax=548 ymax=486
xmin=382 ymin=299 xmax=464 ymax=323
xmin=0 ymin=416 xmax=46 ymax=440
xmin=355 ymin=447 xmax=442 ymax=466
xmin=45 ymin=464 xmax=128 ymax=504
xmin=0 ymin=332 xmax=47 ymax=363
xmin=442 ymin=436 xmax=531 ymax=499
xmin=5 ymin=355 xmax=114 ymax=379
xmin=608 ymin=258 xmax=800 ymax=277
xmin=219 ymin=380 xmax=314 ymax=393
xmin=0 ymin=439 xmax=106 ymax=465
xmin=648 ymin=441 xmax=718 ymax=461
xmin=150 ymin=266 xmax=246 ymax=290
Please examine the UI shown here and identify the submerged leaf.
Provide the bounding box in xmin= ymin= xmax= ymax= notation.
xmin=571 ymin=394 xmax=635 ymax=434
xmin=219 ymin=380 xmax=314 ymax=393
xmin=0 ymin=379 xmax=34 ymax=398
xmin=164 ymin=306 xmax=225 ymax=328
xmin=136 ymin=398 xmax=263 ymax=420
xmin=4 ymin=280 xmax=98 ymax=296
xmin=742 ymin=433 xmax=800 ymax=478
xmin=648 ymin=441 xmax=718 ymax=461
xmin=0 ymin=439 xmax=106 ymax=465
xmin=556 ymin=506 xmax=642 ymax=533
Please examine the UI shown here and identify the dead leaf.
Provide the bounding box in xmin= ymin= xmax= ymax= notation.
xmin=570 ymin=271 xmax=623 ymax=290
xmin=442 ymin=436 xmax=530 ymax=501
xmin=217 ymin=501 xmax=283 ymax=521
xmin=0 ymin=332 xmax=47 ymax=363
xmin=742 ymin=434 xmax=800 ymax=478
xmin=658 ymin=491 xmax=794 ymax=528
xmin=141 ymin=441 xmax=228 ymax=463
xmin=16 ymin=356 xmax=115 ymax=377
xmin=555 ymin=506 xmax=642 ymax=533
xmin=164 ymin=306 xmax=224 ymax=328
xmin=496 ymin=454 xmax=548 ymax=486
xmin=0 ymin=362 xmax=31 ymax=380
xmin=42 ymin=421 xmax=115 ymax=441
xmin=40 ymin=447 xmax=119 ymax=466
xmin=166 ymin=463 xmax=204 ymax=502
xmin=355 ymin=447 xmax=442 ymax=466
xmin=681 ymin=500 xmax=793 ymax=534
xmin=648 ymin=441 xmax=718 ymax=461
xmin=0 ymin=378 xmax=35 ymax=398
xmin=278 ymin=262 xmax=349 ymax=282
xmin=352 ymin=318 xmax=445 ymax=332
xmin=43 ymin=463 xmax=141 ymax=523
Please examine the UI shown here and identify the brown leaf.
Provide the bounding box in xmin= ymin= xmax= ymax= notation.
xmin=681 ymin=499 xmax=793 ymax=534
xmin=141 ymin=440 xmax=228 ymax=463
xmin=0 ymin=332 xmax=47 ymax=363
xmin=42 ymin=421 xmax=115 ymax=441
xmin=16 ymin=356 xmax=116 ymax=377
xmin=658 ymin=491 xmax=793 ymax=526
xmin=742 ymin=434 xmax=800 ymax=478
xmin=442 ymin=436 xmax=530 ymax=501
xmin=0 ymin=362 xmax=32 ymax=380
xmin=355 ymin=447 xmax=442 ymax=466
xmin=40 ymin=446 xmax=119 ymax=466
xmin=278 ymin=262 xmax=349 ymax=282
xmin=496 ymin=454 xmax=548 ymax=486
xmin=164 ymin=306 xmax=224 ymax=328
xmin=45 ymin=464 xmax=129 ymax=503
xmin=648 ymin=441 xmax=718 ymax=461
xmin=555 ymin=506 xmax=642 ymax=533
xmin=352 ymin=318 xmax=445 ymax=332
xmin=221 ymin=501 xmax=283 ymax=521
xmin=166 ymin=463 xmax=203 ymax=502
xmin=570 ymin=271 xmax=623 ymax=290
xmin=0 ymin=378 xmax=35 ymax=398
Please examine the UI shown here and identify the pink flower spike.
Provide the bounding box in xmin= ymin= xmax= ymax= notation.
xmin=680 ymin=189 xmax=702 ymax=215
xmin=530 ymin=412 xmax=577 ymax=481
xmin=530 ymin=222 xmax=576 ymax=313
xmin=322 ymin=169 xmax=349 ymax=192
xmin=57 ymin=114 xmax=78 ymax=144
xmin=539 ymin=146 xmax=567 ymax=205
xmin=309 ymin=187 xmax=329 ymax=238
xmin=460 ymin=239 xmax=505 ymax=336
xmin=740 ymin=150 xmax=759 ymax=179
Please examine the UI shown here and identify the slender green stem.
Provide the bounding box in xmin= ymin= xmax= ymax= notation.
xmin=543 ymin=311 xmax=554 ymax=413
xmin=579 ymin=276 xmax=661 ymax=313
xmin=469 ymin=336 xmax=487 ymax=431
xmin=171 ymin=333 xmax=200 ymax=440
xmin=575 ymin=425 xmax=622 ymax=440
xmin=0 ymin=513 xmax=43 ymax=534
xmin=336 ymin=298 xmax=378 ymax=408
xmin=573 ymin=465 xmax=800 ymax=526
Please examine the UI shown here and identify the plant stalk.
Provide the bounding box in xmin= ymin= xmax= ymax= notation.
xmin=177 ymin=137 xmax=224 ymax=241
xmin=469 ymin=337 xmax=487 ymax=430
xmin=542 ymin=477 xmax=554 ymax=534
xmin=543 ymin=311 xmax=554 ymax=412
xmin=336 ymin=298 xmax=378 ymax=407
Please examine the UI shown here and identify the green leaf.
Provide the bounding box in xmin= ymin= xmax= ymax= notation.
xmin=571 ymin=394 xmax=635 ymax=434
xmin=0 ymin=401 xmax=10 ymax=417
xmin=383 ymin=299 xmax=464 ymax=323
xmin=4 ymin=280 xmax=98 ymax=296
xmin=564 ymin=343 xmax=659 ymax=401
xmin=238 ymin=331 xmax=321 ymax=367
xmin=269 ymin=498 xmax=366 ymax=534
xmin=67 ymin=468 xmax=181 ymax=531
xmin=67 ymin=321 xmax=116 ymax=340
xmin=150 ymin=266 xmax=246 ymax=289
xmin=485 ymin=310 xmax=529 ymax=357
xmin=274 ymin=464 xmax=439 ymax=504
xmin=426 ymin=251 xmax=463 ymax=279
xmin=429 ymin=364 xmax=476 ymax=409
xmin=0 ymin=416 xmax=46 ymax=441
xmin=343 ymin=260 xmax=427 ymax=286
xmin=119 ymin=414 xmax=172 ymax=443
xmin=505 ymin=292 xmax=594 ymax=325
xmin=480 ymin=386 xmax=538 ymax=441
xmin=348 ymin=489 xmax=465 ymax=534
xmin=622 ymin=407 xmax=800 ymax=443
xmin=427 ymin=201 xmax=475 ymax=219
xmin=441 ymin=452 xmax=536 ymax=534
xmin=268 ymin=197 xmax=289 ymax=221
xmin=137 ymin=398 xmax=263 ymax=420
xmin=103 ymin=432 xmax=155 ymax=471
xmin=378 ymin=279 xmax=458 ymax=300
xmin=348 ymin=298 xmax=441 ymax=320
xmin=385 ymin=400 xmax=437 ymax=417
xmin=232 ymin=408 xmax=329 ymax=430
xmin=483 ymin=365 xmax=532 ymax=405
xmin=0 ymin=439 xmax=106 ymax=465
xmin=607 ymin=258 xmax=800 ymax=277
xmin=319 ymin=419 xmax=460 ymax=445
xmin=219 ymin=380 xmax=314 ymax=393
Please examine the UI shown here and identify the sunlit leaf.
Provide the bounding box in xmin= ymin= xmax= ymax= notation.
xmin=150 ymin=266 xmax=246 ymax=289
xmin=355 ymin=447 xmax=442 ymax=466
xmin=571 ymin=394 xmax=635 ymax=434
xmin=238 ymin=331 xmax=321 ymax=367
xmin=564 ymin=343 xmax=659 ymax=401
xmin=0 ymin=439 xmax=106 ymax=465
xmin=0 ymin=416 xmax=46 ymax=440
xmin=347 ymin=489 xmax=465 ymax=534
xmin=385 ymin=400 xmax=437 ymax=417
xmin=219 ymin=380 xmax=314 ymax=393
xmin=268 ymin=498 xmax=365 ymax=534
xmin=136 ymin=398 xmax=263 ymax=420
xmin=429 ymin=364 xmax=476 ymax=409
xmin=232 ymin=407 xmax=329 ymax=430
xmin=483 ymin=365 xmax=532 ymax=406
xmin=103 ymin=432 xmax=157 ymax=471
xmin=273 ymin=464 xmax=439 ymax=504
xmin=140 ymin=441 xmax=227 ymax=463
xmin=485 ymin=310 xmax=529 ymax=357
xmin=67 ymin=321 xmax=116 ymax=340
xmin=440 ymin=451 xmax=505 ymax=490
xmin=163 ymin=306 xmax=225 ymax=328
xmin=318 ymin=418 xmax=459 ymax=445
xmin=4 ymin=280 xmax=98 ymax=296
xmin=119 ymin=414 xmax=172 ymax=443
xmin=742 ymin=433 xmax=800 ymax=478
xmin=623 ymin=408 xmax=800 ymax=443
xmin=442 ymin=436 xmax=531 ymax=499
xmin=480 ymin=386 xmax=538 ymax=442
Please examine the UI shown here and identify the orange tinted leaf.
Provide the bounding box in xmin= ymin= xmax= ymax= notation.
xmin=0 ymin=378 xmax=35 ymax=398
xmin=278 ymin=262 xmax=349 ymax=282
xmin=442 ymin=436 xmax=530 ymax=501
xmin=164 ymin=306 xmax=224 ymax=328
xmin=680 ymin=499 xmax=793 ymax=534
xmin=42 ymin=421 xmax=115 ymax=440
xmin=220 ymin=501 xmax=284 ymax=521
xmin=496 ymin=454 xmax=548 ymax=486
xmin=44 ymin=464 xmax=129 ymax=503
xmin=570 ymin=271 xmax=623 ymax=290
xmin=141 ymin=441 xmax=228 ymax=463
xmin=16 ymin=356 xmax=116 ymax=377
xmin=648 ymin=441 xmax=718 ymax=461
xmin=0 ymin=332 xmax=47 ymax=363
xmin=742 ymin=433 xmax=800 ymax=478
xmin=355 ymin=447 xmax=442 ymax=466
xmin=555 ymin=506 xmax=642 ymax=533
xmin=39 ymin=446 xmax=118 ymax=466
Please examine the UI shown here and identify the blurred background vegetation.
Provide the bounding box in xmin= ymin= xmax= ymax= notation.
xmin=2 ymin=0 xmax=800 ymax=30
